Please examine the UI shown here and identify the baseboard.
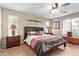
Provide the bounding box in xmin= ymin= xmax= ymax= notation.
xmin=1 ymin=46 xmax=6 ymax=49
xmin=0 ymin=45 xmax=1 ymax=49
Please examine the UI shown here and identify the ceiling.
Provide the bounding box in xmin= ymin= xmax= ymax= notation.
xmin=0 ymin=3 xmax=79 ymax=19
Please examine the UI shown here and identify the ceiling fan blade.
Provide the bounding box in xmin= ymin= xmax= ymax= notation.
xmin=60 ymin=10 xmax=67 ymax=13
xmin=46 ymin=10 xmax=52 ymax=15
xmin=61 ymin=3 xmax=70 ymax=7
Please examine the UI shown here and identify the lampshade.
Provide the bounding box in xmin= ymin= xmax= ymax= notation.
xmin=10 ymin=24 xmax=16 ymax=29
xmin=46 ymin=21 xmax=49 ymax=27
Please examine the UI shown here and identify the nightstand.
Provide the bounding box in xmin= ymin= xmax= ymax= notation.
xmin=6 ymin=35 xmax=20 ymax=48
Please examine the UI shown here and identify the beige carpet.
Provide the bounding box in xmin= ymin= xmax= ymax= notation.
xmin=0 ymin=43 xmax=79 ymax=56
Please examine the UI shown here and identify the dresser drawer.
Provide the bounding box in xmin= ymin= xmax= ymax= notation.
xmin=14 ymin=36 xmax=20 ymax=39
xmin=7 ymin=37 xmax=13 ymax=42
xmin=6 ymin=35 xmax=20 ymax=48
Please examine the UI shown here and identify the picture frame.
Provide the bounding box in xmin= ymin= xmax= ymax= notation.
xmin=52 ymin=21 xmax=60 ymax=29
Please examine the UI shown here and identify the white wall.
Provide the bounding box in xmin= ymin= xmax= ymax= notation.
xmin=52 ymin=12 xmax=79 ymax=36
xmin=1 ymin=8 xmax=49 ymax=48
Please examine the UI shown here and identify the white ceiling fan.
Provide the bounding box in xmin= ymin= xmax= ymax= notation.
xmin=48 ymin=3 xmax=70 ymax=14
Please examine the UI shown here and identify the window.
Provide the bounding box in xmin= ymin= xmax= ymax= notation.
xmin=62 ymin=18 xmax=79 ymax=37
xmin=62 ymin=20 xmax=71 ymax=35
xmin=8 ymin=15 xmax=18 ymax=36
xmin=72 ymin=18 xmax=79 ymax=37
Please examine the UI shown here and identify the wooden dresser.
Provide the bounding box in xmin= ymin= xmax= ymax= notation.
xmin=6 ymin=35 xmax=20 ymax=48
xmin=64 ymin=36 xmax=79 ymax=45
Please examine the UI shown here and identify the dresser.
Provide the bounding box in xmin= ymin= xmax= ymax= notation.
xmin=6 ymin=35 xmax=20 ymax=48
xmin=63 ymin=36 xmax=79 ymax=45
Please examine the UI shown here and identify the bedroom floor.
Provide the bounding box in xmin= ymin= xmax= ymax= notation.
xmin=0 ymin=43 xmax=79 ymax=56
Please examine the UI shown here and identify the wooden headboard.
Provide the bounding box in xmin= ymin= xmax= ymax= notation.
xmin=24 ymin=27 xmax=44 ymax=39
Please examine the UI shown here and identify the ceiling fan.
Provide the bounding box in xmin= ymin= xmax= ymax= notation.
xmin=49 ymin=3 xmax=70 ymax=13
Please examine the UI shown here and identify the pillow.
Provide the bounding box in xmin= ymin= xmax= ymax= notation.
xmin=30 ymin=31 xmax=36 ymax=35
xmin=35 ymin=31 xmax=42 ymax=35
xmin=25 ymin=32 xmax=30 ymax=35
xmin=39 ymin=31 xmax=45 ymax=34
xmin=26 ymin=31 xmax=36 ymax=35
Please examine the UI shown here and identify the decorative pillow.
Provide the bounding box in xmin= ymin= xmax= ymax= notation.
xmin=30 ymin=31 xmax=36 ymax=35
xmin=26 ymin=31 xmax=44 ymax=36
xmin=25 ymin=32 xmax=30 ymax=35
xmin=26 ymin=31 xmax=36 ymax=35
xmin=39 ymin=31 xmax=45 ymax=35
xmin=35 ymin=31 xmax=42 ymax=35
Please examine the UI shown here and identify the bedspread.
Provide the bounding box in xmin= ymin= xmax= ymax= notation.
xmin=24 ymin=34 xmax=66 ymax=55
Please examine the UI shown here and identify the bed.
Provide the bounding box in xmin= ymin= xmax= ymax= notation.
xmin=24 ymin=27 xmax=66 ymax=56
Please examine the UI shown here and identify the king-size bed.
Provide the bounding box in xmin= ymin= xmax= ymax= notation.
xmin=24 ymin=27 xmax=66 ymax=56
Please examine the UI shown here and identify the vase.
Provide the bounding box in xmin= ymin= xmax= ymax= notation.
xmin=12 ymin=29 xmax=15 ymax=35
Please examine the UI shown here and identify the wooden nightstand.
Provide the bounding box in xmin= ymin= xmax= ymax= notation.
xmin=6 ymin=35 xmax=20 ymax=48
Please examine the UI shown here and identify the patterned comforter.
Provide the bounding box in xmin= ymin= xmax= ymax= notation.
xmin=24 ymin=34 xmax=66 ymax=56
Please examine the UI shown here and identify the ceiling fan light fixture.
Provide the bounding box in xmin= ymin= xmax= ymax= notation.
xmin=52 ymin=3 xmax=58 ymax=9
xmin=48 ymin=6 xmax=52 ymax=9
xmin=51 ymin=9 xmax=59 ymax=13
xmin=52 ymin=4 xmax=56 ymax=8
